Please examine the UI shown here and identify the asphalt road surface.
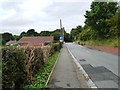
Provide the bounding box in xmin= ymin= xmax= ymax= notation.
xmin=66 ymin=43 xmax=119 ymax=88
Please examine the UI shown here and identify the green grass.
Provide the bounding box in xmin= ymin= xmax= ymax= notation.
xmin=77 ymin=38 xmax=119 ymax=47
xmin=24 ymin=51 xmax=59 ymax=89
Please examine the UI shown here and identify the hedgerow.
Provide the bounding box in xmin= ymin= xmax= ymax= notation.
xmin=24 ymin=52 xmax=59 ymax=89
xmin=2 ymin=47 xmax=27 ymax=88
xmin=2 ymin=43 xmax=61 ymax=89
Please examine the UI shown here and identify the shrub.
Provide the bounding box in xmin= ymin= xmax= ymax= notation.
xmin=24 ymin=52 xmax=59 ymax=89
xmin=2 ymin=46 xmax=44 ymax=88
xmin=41 ymin=46 xmax=51 ymax=62
xmin=2 ymin=46 xmax=27 ymax=88
xmin=2 ymin=43 xmax=62 ymax=88
xmin=50 ymin=43 xmax=61 ymax=56
xmin=20 ymin=46 xmax=45 ymax=84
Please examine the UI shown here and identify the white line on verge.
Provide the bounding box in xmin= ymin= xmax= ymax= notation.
xmin=66 ymin=45 xmax=97 ymax=89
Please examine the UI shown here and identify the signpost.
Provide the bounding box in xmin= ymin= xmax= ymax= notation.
xmin=60 ymin=36 xmax=64 ymax=42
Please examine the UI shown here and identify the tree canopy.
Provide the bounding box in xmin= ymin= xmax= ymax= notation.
xmin=2 ymin=28 xmax=72 ymax=45
xmin=70 ymin=1 xmax=119 ymax=42
xmin=2 ymin=33 xmax=14 ymax=45
xmin=84 ymin=2 xmax=118 ymax=40
xmin=70 ymin=25 xmax=82 ymax=41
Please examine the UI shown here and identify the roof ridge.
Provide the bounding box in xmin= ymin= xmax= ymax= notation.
xmin=22 ymin=36 xmax=53 ymax=38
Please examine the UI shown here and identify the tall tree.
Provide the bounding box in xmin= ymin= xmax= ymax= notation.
xmin=84 ymin=1 xmax=118 ymax=39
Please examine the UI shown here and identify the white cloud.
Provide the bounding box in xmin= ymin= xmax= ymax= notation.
xmin=0 ymin=0 xmax=92 ymax=35
xmin=0 ymin=8 xmax=16 ymax=21
xmin=19 ymin=0 xmax=52 ymax=18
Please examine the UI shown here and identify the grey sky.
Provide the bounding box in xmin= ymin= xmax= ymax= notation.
xmin=0 ymin=0 xmax=92 ymax=35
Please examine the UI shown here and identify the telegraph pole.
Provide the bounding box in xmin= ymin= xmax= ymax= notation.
xmin=60 ymin=19 xmax=62 ymax=30
xmin=59 ymin=19 xmax=64 ymax=47
xmin=60 ymin=19 xmax=64 ymax=42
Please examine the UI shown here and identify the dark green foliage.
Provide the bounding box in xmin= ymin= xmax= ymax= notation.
xmin=2 ymin=47 xmax=27 ymax=88
xmin=107 ymin=9 xmax=120 ymax=38
xmin=20 ymin=32 xmax=26 ymax=36
xmin=2 ymin=43 xmax=61 ymax=88
xmin=2 ymin=47 xmax=44 ymax=88
xmin=2 ymin=33 xmax=14 ymax=45
xmin=39 ymin=29 xmax=72 ymax=42
xmin=26 ymin=29 xmax=39 ymax=36
xmin=32 ymin=48 xmax=44 ymax=75
xmin=13 ymin=35 xmax=21 ymax=41
xmin=71 ymin=1 xmax=119 ymax=45
xmin=31 ymin=29 xmax=61 ymax=42
xmin=64 ymin=33 xmax=72 ymax=42
xmin=78 ymin=26 xmax=92 ymax=41
xmin=50 ymin=43 xmax=61 ymax=56
xmin=2 ymin=27 xmax=72 ymax=46
xmin=84 ymin=2 xmax=118 ymax=39
xmin=50 ymin=29 xmax=61 ymax=42
xmin=39 ymin=31 xmax=51 ymax=36
xmin=70 ymin=25 xmax=82 ymax=41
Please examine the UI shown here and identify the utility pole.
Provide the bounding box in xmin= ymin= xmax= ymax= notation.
xmin=60 ymin=19 xmax=62 ymax=30
xmin=60 ymin=19 xmax=64 ymax=42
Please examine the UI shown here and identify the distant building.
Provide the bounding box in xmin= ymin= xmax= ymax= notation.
xmin=18 ymin=36 xmax=54 ymax=47
xmin=6 ymin=40 xmax=18 ymax=46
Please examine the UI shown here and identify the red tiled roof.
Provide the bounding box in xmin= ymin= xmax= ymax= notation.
xmin=6 ymin=40 xmax=18 ymax=45
xmin=18 ymin=36 xmax=54 ymax=44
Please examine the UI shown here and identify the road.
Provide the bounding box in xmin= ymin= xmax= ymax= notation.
xmin=66 ymin=43 xmax=119 ymax=88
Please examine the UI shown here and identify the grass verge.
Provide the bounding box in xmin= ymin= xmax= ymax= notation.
xmin=24 ymin=51 xmax=59 ymax=89
xmin=76 ymin=38 xmax=119 ymax=47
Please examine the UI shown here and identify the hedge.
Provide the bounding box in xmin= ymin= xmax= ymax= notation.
xmin=2 ymin=47 xmax=27 ymax=88
xmin=2 ymin=43 xmax=61 ymax=89
xmin=24 ymin=52 xmax=59 ymax=89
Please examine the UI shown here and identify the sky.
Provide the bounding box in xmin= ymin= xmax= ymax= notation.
xmin=0 ymin=0 xmax=95 ymax=35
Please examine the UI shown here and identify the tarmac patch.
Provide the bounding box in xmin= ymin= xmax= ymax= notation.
xmin=81 ymin=64 xmax=120 ymax=88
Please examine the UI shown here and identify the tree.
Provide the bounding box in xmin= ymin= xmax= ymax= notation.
xmin=2 ymin=33 xmax=14 ymax=45
xmin=26 ymin=29 xmax=38 ymax=36
xmin=64 ymin=33 xmax=72 ymax=42
xmin=78 ymin=25 xmax=93 ymax=41
xmin=51 ymin=29 xmax=61 ymax=41
xmin=13 ymin=35 xmax=21 ymax=41
xmin=20 ymin=32 xmax=26 ymax=37
xmin=39 ymin=31 xmax=51 ymax=36
xmin=70 ymin=25 xmax=82 ymax=41
xmin=84 ymin=1 xmax=118 ymax=40
xmin=107 ymin=8 xmax=120 ymax=38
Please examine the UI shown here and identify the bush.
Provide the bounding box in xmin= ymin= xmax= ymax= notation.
xmin=41 ymin=46 xmax=51 ymax=62
xmin=2 ymin=43 xmax=62 ymax=88
xmin=2 ymin=46 xmax=44 ymax=88
xmin=2 ymin=47 xmax=27 ymax=88
xmin=23 ymin=47 xmax=44 ymax=84
xmin=50 ymin=43 xmax=61 ymax=56
xmin=24 ymin=52 xmax=59 ymax=89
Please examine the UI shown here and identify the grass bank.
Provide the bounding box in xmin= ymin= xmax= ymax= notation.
xmin=24 ymin=51 xmax=60 ymax=89
xmin=76 ymin=38 xmax=119 ymax=47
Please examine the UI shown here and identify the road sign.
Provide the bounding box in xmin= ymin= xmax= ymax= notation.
xmin=60 ymin=36 xmax=64 ymax=42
